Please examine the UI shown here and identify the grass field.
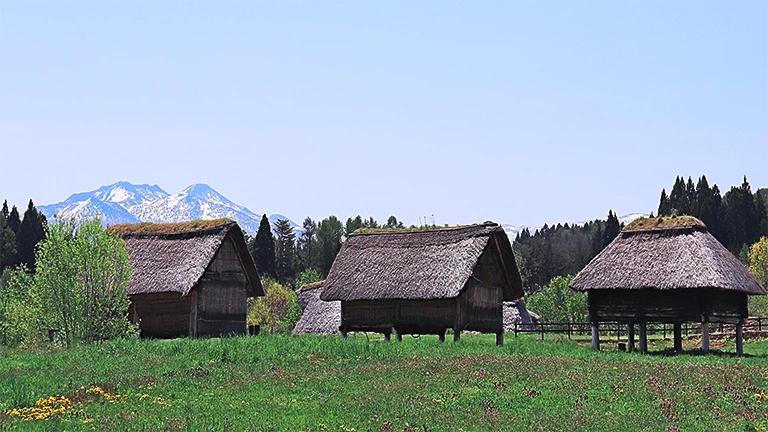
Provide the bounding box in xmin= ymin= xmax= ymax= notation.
xmin=1 ymin=334 xmax=768 ymax=431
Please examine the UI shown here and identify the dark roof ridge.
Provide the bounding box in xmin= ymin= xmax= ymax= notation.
xmin=350 ymin=221 xmax=500 ymax=237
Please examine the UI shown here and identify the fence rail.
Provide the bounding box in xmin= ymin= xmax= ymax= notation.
xmin=513 ymin=317 xmax=768 ymax=341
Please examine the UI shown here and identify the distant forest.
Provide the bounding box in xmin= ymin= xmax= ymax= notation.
xmin=513 ymin=175 xmax=768 ymax=295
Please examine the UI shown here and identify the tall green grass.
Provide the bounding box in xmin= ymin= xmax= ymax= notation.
xmin=1 ymin=334 xmax=767 ymax=431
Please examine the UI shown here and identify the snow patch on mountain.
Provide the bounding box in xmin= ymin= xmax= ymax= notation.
xmin=38 ymin=181 xmax=293 ymax=235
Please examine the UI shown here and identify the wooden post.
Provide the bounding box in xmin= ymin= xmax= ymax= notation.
xmin=396 ymin=329 xmax=402 ymax=342
xmin=496 ymin=331 xmax=504 ymax=347
xmin=673 ymin=322 xmax=682 ymax=354
xmin=383 ymin=329 xmax=391 ymax=341
xmin=736 ymin=322 xmax=744 ymax=356
xmin=454 ymin=328 xmax=461 ymax=342
xmin=628 ymin=323 xmax=635 ymax=353
xmin=439 ymin=331 xmax=445 ymax=343
xmin=341 ymin=328 xmax=348 ymax=338
xmin=591 ymin=322 xmax=600 ymax=351
xmin=701 ymin=321 xmax=709 ymax=353
xmin=639 ymin=321 xmax=648 ymax=354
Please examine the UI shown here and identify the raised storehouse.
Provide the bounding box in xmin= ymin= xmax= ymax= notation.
xmin=107 ymin=219 xmax=264 ymax=338
xmin=293 ymin=281 xmax=341 ymax=335
xmin=320 ymin=222 xmax=524 ymax=345
xmin=570 ymin=216 xmax=766 ymax=354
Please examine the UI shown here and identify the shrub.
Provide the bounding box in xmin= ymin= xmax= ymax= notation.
xmin=527 ymin=275 xmax=587 ymax=323
xmin=32 ymin=219 xmax=134 ymax=347
xmin=248 ymin=279 xmax=301 ymax=334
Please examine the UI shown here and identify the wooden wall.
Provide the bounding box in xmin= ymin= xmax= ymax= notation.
xmin=130 ymin=292 xmax=191 ymax=338
xmin=589 ymin=289 xmax=748 ymax=324
xmin=196 ymin=236 xmax=249 ymax=336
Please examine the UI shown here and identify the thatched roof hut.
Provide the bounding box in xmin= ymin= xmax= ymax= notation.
xmin=321 ymin=222 xmax=523 ymax=344
xmin=108 ymin=219 xmax=263 ymax=338
xmin=293 ymin=281 xmax=340 ymax=335
xmin=503 ymin=301 xmax=539 ymax=332
xmin=570 ymin=216 xmax=766 ymax=354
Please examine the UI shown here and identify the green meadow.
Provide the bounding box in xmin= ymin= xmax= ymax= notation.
xmin=1 ymin=334 xmax=767 ymax=431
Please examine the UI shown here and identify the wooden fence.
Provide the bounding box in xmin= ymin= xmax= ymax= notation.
xmin=513 ymin=317 xmax=768 ymax=341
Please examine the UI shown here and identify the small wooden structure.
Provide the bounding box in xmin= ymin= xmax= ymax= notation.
xmin=320 ymin=222 xmax=524 ymax=345
xmin=293 ymin=281 xmax=341 ymax=335
xmin=108 ymin=219 xmax=264 ymax=338
xmin=570 ymin=216 xmax=766 ymax=355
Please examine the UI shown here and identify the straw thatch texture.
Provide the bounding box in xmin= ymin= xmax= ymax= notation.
xmin=570 ymin=226 xmax=765 ymax=295
xmin=293 ymin=282 xmax=341 ymax=335
xmin=503 ymin=301 xmax=539 ymax=332
xmin=110 ymin=220 xmax=263 ymax=297
xmin=321 ymin=223 xmax=522 ymax=302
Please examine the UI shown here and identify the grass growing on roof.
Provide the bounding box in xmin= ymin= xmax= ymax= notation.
xmin=1 ymin=335 xmax=767 ymax=431
xmin=625 ymin=215 xmax=707 ymax=232
xmin=106 ymin=218 xmax=235 ymax=235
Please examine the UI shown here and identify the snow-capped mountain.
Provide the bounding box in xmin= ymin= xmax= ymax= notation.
xmin=39 ymin=181 xmax=297 ymax=235
xmin=39 ymin=198 xmax=141 ymax=227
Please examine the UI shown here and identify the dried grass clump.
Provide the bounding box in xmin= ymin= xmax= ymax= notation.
xmin=107 ymin=218 xmax=235 ymax=236
xmin=625 ymin=216 xmax=706 ymax=232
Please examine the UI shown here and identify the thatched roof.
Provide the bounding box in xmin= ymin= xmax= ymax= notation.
xmin=503 ymin=301 xmax=539 ymax=332
xmin=570 ymin=218 xmax=766 ymax=295
xmin=107 ymin=220 xmax=264 ymax=297
xmin=320 ymin=222 xmax=523 ymax=302
xmin=293 ymin=282 xmax=340 ymax=335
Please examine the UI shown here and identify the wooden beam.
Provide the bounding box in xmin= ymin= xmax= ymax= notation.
xmin=628 ymin=323 xmax=635 ymax=353
xmin=591 ymin=322 xmax=600 ymax=351
xmin=639 ymin=321 xmax=648 ymax=354
xmin=701 ymin=321 xmax=709 ymax=353
xmin=496 ymin=331 xmax=504 ymax=347
xmin=736 ymin=322 xmax=744 ymax=356
xmin=674 ymin=322 xmax=682 ymax=354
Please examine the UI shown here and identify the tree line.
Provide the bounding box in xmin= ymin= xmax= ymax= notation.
xmin=657 ymin=175 xmax=768 ymax=258
xmin=0 ymin=199 xmax=47 ymax=274
xmin=246 ymin=213 xmax=408 ymax=288
xmin=513 ymin=210 xmax=622 ymax=295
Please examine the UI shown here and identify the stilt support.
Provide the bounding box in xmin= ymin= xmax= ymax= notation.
xmin=396 ymin=329 xmax=402 ymax=342
xmin=736 ymin=322 xmax=744 ymax=356
xmin=701 ymin=321 xmax=709 ymax=354
xmin=674 ymin=322 xmax=683 ymax=354
xmin=591 ymin=322 xmax=600 ymax=351
xmin=496 ymin=331 xmax=504 ymax=347
xmin=639 ymin=321 xmax=648 ymax=354
xmin=454 ymin=329 xmax=461 ymax=342
xmin=628 ymin=323 xmax=635 ymax=353
xmin=439 ymin=331 xmax=445 ymax=343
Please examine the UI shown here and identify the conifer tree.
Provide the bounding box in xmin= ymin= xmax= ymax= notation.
xmin=685 ymin=176 xmax=696 ymax=214
xmin=1 ymin=200 xmax=8 ymax=221
xmin=345 ymin=215 xmax=364 ymax=237
xmin=273 ymin=219 xmax=297 ymax=283
xmin=317 ymin=216 xmax=344 ymax=277
xmin=658 ymin=189 xmax=670 ymax=216
xmin=15 ymin=200 xmax=47 ymax=272
xmin=0 ymin=211 xmax=16 ymax=274
xmin=6 ymin=205 xmax=20 ymax=235
xmin=602 ymin=210 xmax=621 ymax=249
xmin=668 ymin=176 xmax=687 ymax=215
xmin=250 ymin=214 xmax=275 ymax=278
xmin=297 ymin=217 xmax=317 ymax=273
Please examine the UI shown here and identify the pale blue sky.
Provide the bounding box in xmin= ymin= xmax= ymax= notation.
xmin=1 ymin=1 xmax=766 ymax=227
